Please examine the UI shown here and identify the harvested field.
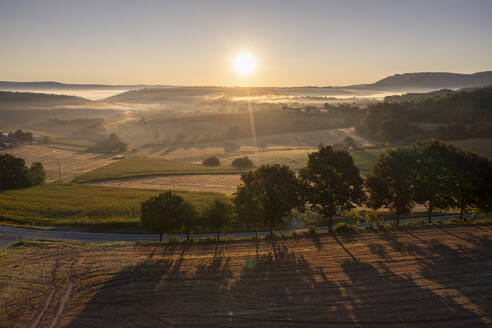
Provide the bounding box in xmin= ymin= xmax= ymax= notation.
xmin=1 ymin=226 xmax=491 ymax=327
xmin=93 ymin=174 xmax=242 ymax=194
xmin=2 ymin=145 xmax=115 ymax=182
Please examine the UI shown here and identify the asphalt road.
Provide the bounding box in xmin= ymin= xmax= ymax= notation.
xmin=0 ymin=214 xmax=476 ymax=248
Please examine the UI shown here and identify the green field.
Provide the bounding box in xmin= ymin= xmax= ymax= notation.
xmin=349 ymin=147 xmax=389 ymax=175
xmin=0 ymin=183 xmax=228 ymax=232
xmin=74 ymin=157 xmax=242 ymax=183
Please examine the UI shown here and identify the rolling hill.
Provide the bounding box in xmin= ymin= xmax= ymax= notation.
xmin=353 ymin=71 xmax=492 ymax=90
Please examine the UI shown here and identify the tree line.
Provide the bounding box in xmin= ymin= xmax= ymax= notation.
xmin=356 ymin=87 xmax=492 ymax=143
xmin=141 ymin=139 xmax=492 ymax=240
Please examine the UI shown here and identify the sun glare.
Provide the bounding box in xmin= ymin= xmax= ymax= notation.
xmin=233 ymin=52 xmax=256 ymax=76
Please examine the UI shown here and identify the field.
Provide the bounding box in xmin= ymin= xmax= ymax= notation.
xmin=349 ymin=147 xmax=390 ymax=175
xmin=73 ymin=157 xmax=242 ymax=183
xmin=0 ymin=225 xmax=490 ymax=327
xmin=3 ymin=145 xmax=115 ymax=182
xmin=93 ymin=174 xmax=242 ymax=194
xmin=0 ymin=183 xmax=227 ymax=232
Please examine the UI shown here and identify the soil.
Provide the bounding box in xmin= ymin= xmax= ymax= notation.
xmin=0 ymin=225 xmax=490 ymax=327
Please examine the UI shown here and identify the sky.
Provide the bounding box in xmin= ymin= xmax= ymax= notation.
xmin=0 ymin=0 xmax=491 ymax=86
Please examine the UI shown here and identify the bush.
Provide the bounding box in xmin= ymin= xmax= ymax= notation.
xmin=365 ymin=210 xmax=384 ymax=227
xmin=345 ymin=209 xmax=364 ymax=222
xmin=202 ymin=156 xmax=220 ymax=167
xmin=29 ymin=162 xmax=45 ymax=185
xmin=333 ymin=222 xmax=357 ymax=233
xmin=95 ymin=133 xmax=127 ymax=153
xmin=232 ymin=156 xmax=253 ymax=168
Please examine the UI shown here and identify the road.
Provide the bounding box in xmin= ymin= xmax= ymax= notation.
xmin=0 ymin=214 xmax=477 ymax=248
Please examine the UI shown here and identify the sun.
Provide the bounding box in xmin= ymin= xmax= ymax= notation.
xmin=233 ymin=52 xmax=256 ymax=76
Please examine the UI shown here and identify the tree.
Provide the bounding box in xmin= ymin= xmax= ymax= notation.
xmin=234 ymin=180 xmax=262 ymax=251
xmin=141 ymin=191 xmax=184 ymax=241
xmin=13 ymin=129 xmax=33 ymax=142
xmin=107 ymin=133 xmax=128 ymax=153
xmin=0 ymin=154 xmax=31 ymax=190
xmin=239 ymin=164 xmax=301 ymax=236
xmin=204 ymin=199 xmax=233 ymax=241
xmin=412 ymin=140 xmax=454 ymax=223
xmin=474 ymin=155 xmax=492 ymax=214
xmin=202 ymin=156 xmax=220 ymax=167
xmin=29 ymin=162 xmax=46 ymax=185
xmin=96 ymin=133 xmax=128 ymax=153
xmin=299 ymin=145 xmax=364 ymax=232
xmin=232 ymin=156 xmax=253 ymax=169
xmin=446 ymin=149 xmax=486 ymax=220
xmin=365 ymin=148 xmax=416 ymax=225
xmin=176 ymin=201 xmax=200 ymax=241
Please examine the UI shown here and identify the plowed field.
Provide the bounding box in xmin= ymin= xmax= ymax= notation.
xmin=1 ymin=226 xmax=491 ymax=327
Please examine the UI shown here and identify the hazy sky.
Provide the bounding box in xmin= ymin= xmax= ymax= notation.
xmin=0 ymin=0 xmax=491 ymax=86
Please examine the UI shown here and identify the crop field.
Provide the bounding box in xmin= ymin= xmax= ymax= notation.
xmin=0 ymin=183 xmax=227 ymax=232
xmin=93 ymin=174 xmax=242 ymax=194
xmin=0 ymin=225 xmax=490 ymax=327
xmin=2 ymin=145 xmax=115 ymax=182
xmin=73 ymin=157 xmax=242 ymax=183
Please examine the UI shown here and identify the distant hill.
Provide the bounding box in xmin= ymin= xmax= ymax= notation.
xmin=353 ymin=71 xmax=492 ymax=91
xmin=0 ymin=81 xmax=173 ymax=91
xmin=355 ymin=86 xmax=492 ymax=143
xmin=0 ymin=91 xmax=91 ymax=108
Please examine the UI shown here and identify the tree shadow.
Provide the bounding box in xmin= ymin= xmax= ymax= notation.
xmin=408 ymin=238 xmax=492 ymax=323
xmin=368 ymin=242 xmax=388 ymax=259
xmin=341 ymin=259 xmax=489 ymax=327
xmin=222 ymin=243 xmax=350 ymax=326
xmin=67 ymin=232 xmax=492 ymax=327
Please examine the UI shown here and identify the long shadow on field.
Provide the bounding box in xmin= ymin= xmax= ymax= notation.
xmin=67 ymin=244 xmax=233 ymax=328
xmin=367 ymin=227 xmax=492 ymax=326
xmin=341 ymin=260 xmax=488 ymax=327
xmin=406 ymin=236 xmax=492 ymax=324
xmin=220 ymin=243 xmax=351 ymax=327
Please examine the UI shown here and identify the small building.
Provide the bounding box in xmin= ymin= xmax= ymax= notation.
xmin=32 ymin=134 xmax=41 ymax=138
xmin=1 ymin=132 xmax=9 ymax=137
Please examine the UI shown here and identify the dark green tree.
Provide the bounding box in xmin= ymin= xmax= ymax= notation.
xmin=239 ymin=164 xmax=301 ymax=236
xmin=365 ymin=148 xmax=416 ymax=225
xmin=141 ymin=191 xmax=184 ymax=241
xmin=447 ymin=149 xmax=486 ymax=219
xmin=29 ymin=162 xmax=46 ymax=186
xmin=234 ymin=180 xmax=263 ymax=251
xmin=232 ymin=156 xmax=253 ymax=168
xmin=412 ymin=140 xmax=454 ymax=223
xmin=202 ymin=156 xmax=220 ymax=167
xmin=299 ymin=145 xmax=364 ymax=231
xmin=204 ymin=199 xmax=233 ymax=241
xmin=176 ymin=201 xmax=200 ymax=241
xmin=0 ymin=154 xmax=31 ymax=190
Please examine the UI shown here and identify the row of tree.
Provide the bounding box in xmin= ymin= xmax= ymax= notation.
xmin=141 ymin=191 xmax=233 ymax=241
xmin=0 ymin=154 xmax=46 ymax=190
xmin=140 ymin=140 xmax=492 ymax=240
